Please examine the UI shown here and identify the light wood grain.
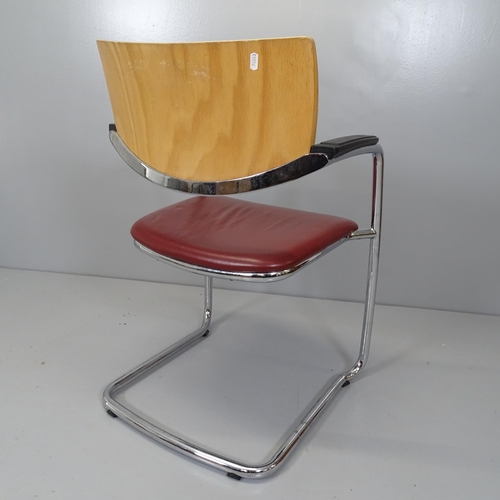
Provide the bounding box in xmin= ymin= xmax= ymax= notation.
xmin=97 ymin=38 xmax=318 ymax=182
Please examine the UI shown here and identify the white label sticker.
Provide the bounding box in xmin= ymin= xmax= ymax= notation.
xmin=250 ymin=52 xmax=259 ymax=71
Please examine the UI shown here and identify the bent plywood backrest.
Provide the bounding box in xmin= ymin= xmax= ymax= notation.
xmin=97 ymin=37 xmax=318 ymax=182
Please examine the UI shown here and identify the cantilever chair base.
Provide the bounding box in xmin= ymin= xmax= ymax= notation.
xmin=103 ymin=270 xmax=372 ymax=480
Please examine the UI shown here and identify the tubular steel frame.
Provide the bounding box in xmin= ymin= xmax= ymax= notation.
xmin=103 ymin=135 xmax=384 ymax=479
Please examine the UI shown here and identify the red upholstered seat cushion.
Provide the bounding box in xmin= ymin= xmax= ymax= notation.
xmin=131 ymin=197 xmax=358 ymax=273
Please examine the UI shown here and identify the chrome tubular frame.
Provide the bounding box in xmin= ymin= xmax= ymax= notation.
xmin=103 ymin=134 xmax=384 ymax=479
xmin=132 ymin=237 xmax=349 ymax=283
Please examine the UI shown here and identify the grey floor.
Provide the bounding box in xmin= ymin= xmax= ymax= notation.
xmin=1 ymin=268 xmax=499 ymax=499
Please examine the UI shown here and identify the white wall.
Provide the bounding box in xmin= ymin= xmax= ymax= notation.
xmin=1 ymin=0 xmax=499 ymax=315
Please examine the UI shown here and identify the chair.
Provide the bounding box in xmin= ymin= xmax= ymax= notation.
xmin=97 ymin=37 xmax=383 ymax=480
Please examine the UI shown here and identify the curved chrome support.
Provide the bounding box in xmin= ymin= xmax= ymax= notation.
xmin=109 ymin=130 xmax=382 ymax=194
xmin=133 ymin=238 xmax=348 ymax=283
xmin=109 ymin=130 xmax=329 ymax=195
xmin=346 ymin=148 xmax=384 ymax=380
xmin=103 ymin=276 xmax=212 ymax=424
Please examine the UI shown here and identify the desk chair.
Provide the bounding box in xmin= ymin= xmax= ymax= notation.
xmin=97 ymin=37 xmax=383 ymax=479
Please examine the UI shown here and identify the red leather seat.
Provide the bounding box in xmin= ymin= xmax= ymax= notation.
xmin=131 ymin=196 xmax=358 ymax=273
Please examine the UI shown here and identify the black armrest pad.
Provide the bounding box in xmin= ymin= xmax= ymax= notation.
xmin=109 ymin=123 xmax=117 ymax=132
xmin=310 ymin=135 xmax=379 ymax=159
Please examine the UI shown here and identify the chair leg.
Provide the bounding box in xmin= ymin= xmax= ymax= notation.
xmin=103 ymin=276 xmax=212 ymax=413
xmin=103 ymin=235 xmax=380 ymax=479
xmin=346 ymin=230 xmax=381 ymax=381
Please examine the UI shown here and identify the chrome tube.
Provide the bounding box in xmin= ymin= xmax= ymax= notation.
xmin=103 ymin=277 xmax=212 ymax=411
xmin=133 ymin=238 xmax=348 ymax=283
xmin=347 ymin=148 xmax=384 ymax=378
xmin=109 ymin=130 xmax=382 ymax=195
xmin=109 ymin=130 xmax=329 ymax=195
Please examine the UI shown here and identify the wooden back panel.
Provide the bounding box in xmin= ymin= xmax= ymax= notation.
xmin=97 ymin=38 xmax=318 ymax=182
